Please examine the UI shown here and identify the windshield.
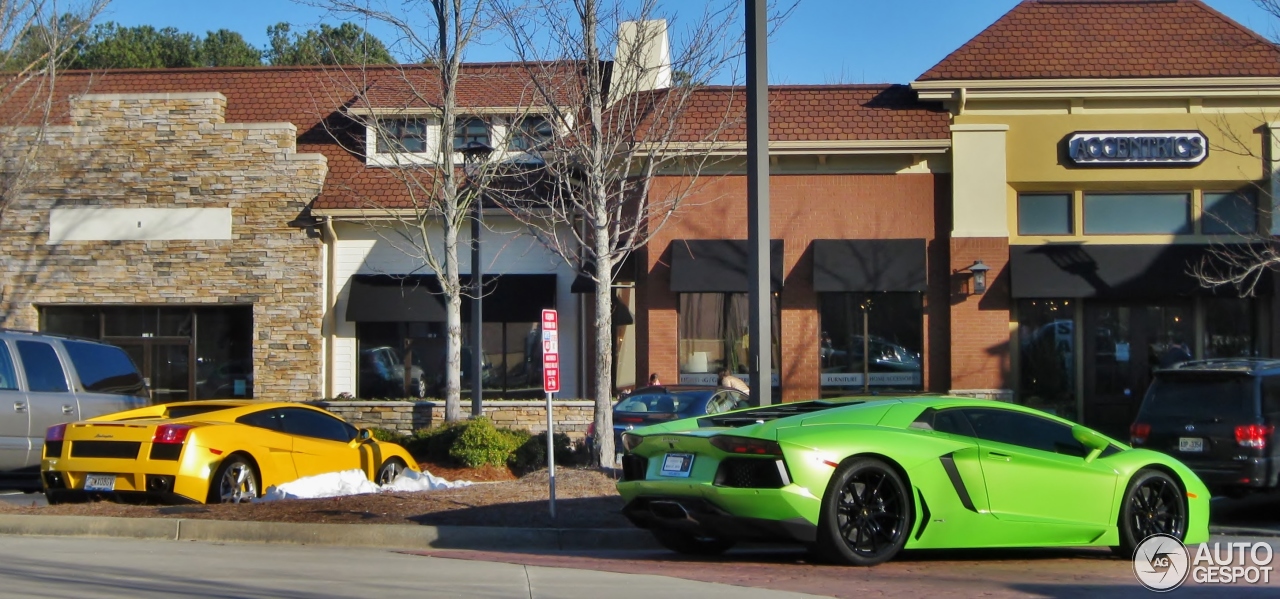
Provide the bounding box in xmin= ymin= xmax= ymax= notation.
xmin=615 ymin=392 xmax=709 ymax=416
xmin=1141 ymin=373 xmax=1257 ymax=421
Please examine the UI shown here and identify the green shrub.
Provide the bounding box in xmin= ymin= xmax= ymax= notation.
xmin=400 ymin=421 xmax=468 ymax=463
xmin=369 ymin=428 xmax=404 ymax=443
xmin=448 ymin=417 xmax=522 ymax=468
xmin=510 ymin=431 xmax=577 ymax=474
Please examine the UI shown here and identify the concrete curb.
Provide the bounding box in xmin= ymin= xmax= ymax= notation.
xmin=0 ymin=514 xmax=659 ymax=551
xmin=1209 ymin=525 xmax=1280 ymax=539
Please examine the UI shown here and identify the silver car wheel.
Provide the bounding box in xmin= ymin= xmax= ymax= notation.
xmin=377 ymin=459 xmax=405 ymax=485
xmin=214 ymin=457 xmax=259 ymax=504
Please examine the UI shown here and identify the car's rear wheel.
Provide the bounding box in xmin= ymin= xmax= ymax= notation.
xmin=1116 ymin=469 xmax=1186 ymax=558
xmin=816 ymin=457 xmax=912 ymax=567
xmin=208 ymin=455 xmax=259 ymax=504
xmin=650 ymin=529 xmax=735 ymax=555
xmin=376 ymin=457 xmax=408 ymax=486
xmin=414 ymin=378 xmax=427 ymax=399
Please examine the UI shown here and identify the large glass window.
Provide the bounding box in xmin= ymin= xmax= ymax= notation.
xmin=509 ymin=116 xmax=553 ymax=151
xmin=677 ymin=293 xmax=780 ymax=387
xmin=358 ymin=319 xmax=544 ymax=399
xmin=818 ymin=292 xmax=923 ymax=395
xmin=1203 ymin=297 xmax=1257 ymax=359
xmin=1203 ymin=191 xmax=1257 ymax=235
xmin=1083 ymin=192 xmax=1191 ymax=234
xmin=1017 ymin=193 xmax=1073 ymax=236
xmin=1017 ymin=299 xmax=1075 ymax=418
xmin=375 ymin=119 xmax=428 ymax=154
xmin=453 ymin=117 xmax=491 ymax=150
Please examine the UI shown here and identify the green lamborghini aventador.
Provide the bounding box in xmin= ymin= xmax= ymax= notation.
xmin=616 ymin=396 xmax=1209 ymax=566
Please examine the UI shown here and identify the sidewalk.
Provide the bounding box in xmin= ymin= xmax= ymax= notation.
xmin=0 ymin=513 xmax=659 ymax=551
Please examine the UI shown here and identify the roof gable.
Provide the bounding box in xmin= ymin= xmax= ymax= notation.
xmin=918 ymin=0 xmax=1280 ymax=81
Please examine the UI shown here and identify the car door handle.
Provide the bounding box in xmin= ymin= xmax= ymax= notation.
xmin=62 ymin=405 xmax=74 ymax=415
xmin=13 ymin=401 xmax=25 ymax=412
xmin=987 ymin=451 xmax=1011 ymax=460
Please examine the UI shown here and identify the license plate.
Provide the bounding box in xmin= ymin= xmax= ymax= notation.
xmin=659 ymin=453 xmax=695 ymax=477
xmin=84 ymin=473 xmax=116 ymax=492
xmin=1178 ymin=437 xmax=1204 ymax=452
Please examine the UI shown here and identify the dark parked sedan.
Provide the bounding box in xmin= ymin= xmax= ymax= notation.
xmin=589 ymin=386 xmax=750 ymax=458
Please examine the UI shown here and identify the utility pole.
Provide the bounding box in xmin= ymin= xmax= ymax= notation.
xmin=746 ymin=0 xmax=771 ymax=406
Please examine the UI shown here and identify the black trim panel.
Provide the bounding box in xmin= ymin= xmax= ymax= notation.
xmin=939 ymin=454 xmax=977 ymax=513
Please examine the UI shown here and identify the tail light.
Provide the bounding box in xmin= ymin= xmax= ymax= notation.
xmin=152 ymin=424 xmax=194 ymax=445
xmin=617 ymin=416 xmax=645 ymax=424
xmin=1130 ymin=423 xmax=1150 ymax=445
xmin=46 ymin=423 xmax=68 ymax=442
xmin=710 ymin=435 xmax=782 ymax=456
xmin=620 ymin=432 xmax=644 ymax=452
xmin=1235 ymin=424 xmax=1275 ymax=449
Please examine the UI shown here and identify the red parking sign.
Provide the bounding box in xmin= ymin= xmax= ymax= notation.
xmin=542 ymin=309 xmax=559 ymax=393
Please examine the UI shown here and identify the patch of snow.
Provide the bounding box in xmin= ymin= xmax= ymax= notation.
xmin=257 ymin=468 xmax=472 ymax=502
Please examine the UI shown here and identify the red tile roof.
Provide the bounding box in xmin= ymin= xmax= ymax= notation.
xmin=13 ymin=67 xmax=947 ymax=211
xmin=654 ymin=85 xmax=950 ymax=142
xmin=918 ymin=0 xmax=1280 ymax=81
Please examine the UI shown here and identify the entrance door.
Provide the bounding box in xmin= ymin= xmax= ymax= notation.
xmin=1083 ymin=301 xmax=1192 ymax=438
xmin=114 ymin=341 xmax=193 ymax=403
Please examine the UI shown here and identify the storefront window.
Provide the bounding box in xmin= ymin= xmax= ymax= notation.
xmin=677 ymin=293 xmax=779 ymax=387
xmin=1017 ymin=299 xmax=1075 ymax=418
xmin=1017 ymin=193 xmax=1073 ymax=235
xmin=1202 ymin=191 xmax=1257 ymax=235
xmin=818 ymin=292 xmax=923 ymax=395
xmin=358 ymin=319 xmax=545 ymax=399
xmin=1084 ymin=192 xmax=1191 ymax=235
xmin=1203 ymin=297 xmax=1257 ymax=358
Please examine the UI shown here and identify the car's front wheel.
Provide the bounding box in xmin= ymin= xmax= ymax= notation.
xmin=651 ymin=529 xmax=735 ymax=555
xmin=208 ymin=455 xmax=259 ymax=504
xmin=816 ymin=457 xmax=912 ymax=567
xmin=1116 ymin=468 xmax=1187 ymax=557
xmin=376 ymin=458 xmax=408 ymax=486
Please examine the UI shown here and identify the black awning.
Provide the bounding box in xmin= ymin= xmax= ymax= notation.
xmin=468 ymin=274 xmax=557 ymax=322
xmin=1010 ymin=244 xmax=1271 ymax=299
xmin=812 ymin=239 xmax=927 ymax=292
xmin=347 ymin=273 xmax=557 ymax=323
xmin=346 ymin=274 xmax=447 ymax=322
xmin=670 ymin=239 xmax=784 ymax=293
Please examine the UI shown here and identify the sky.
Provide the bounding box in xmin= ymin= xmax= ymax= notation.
xmin=99 ymin=0 xmax=1280 ymax=84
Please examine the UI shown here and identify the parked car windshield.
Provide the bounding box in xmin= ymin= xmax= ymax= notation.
xmin=1142 ymin=373 xmax=1256 ymax=421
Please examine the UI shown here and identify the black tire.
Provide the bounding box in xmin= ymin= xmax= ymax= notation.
xmin=414 ymin=378 xmax=427 ymax=399
xmin=1116 ymin=469 xmax=1187 ymax=558
xmin=815 ymin=457 xmax=912 ymax=567
xmin=207 ymin=455 xmax=259 ymax=504
xmin=651 ymin=529 xmax=735 ymax=556
xmin=376 ymin=458 xmax=408 ymax=486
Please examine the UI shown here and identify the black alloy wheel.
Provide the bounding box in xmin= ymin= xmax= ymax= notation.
xmin=1117 ymin=469 xmax=1187 ymax=558
xmin=1121 ymin=468 xmax=1187 ymax=558
xmin=816 ymin=457 xmax=912 ymax=566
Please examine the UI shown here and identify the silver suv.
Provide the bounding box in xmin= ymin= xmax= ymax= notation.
xmin=0 ymin=330 xmax=150 ymax=488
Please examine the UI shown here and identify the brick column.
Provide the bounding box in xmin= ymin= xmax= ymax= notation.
xmin=949 ymin=237 xmax=1012 ymax=397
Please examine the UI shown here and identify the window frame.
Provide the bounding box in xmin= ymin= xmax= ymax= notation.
xmin=508 ymin=116 xmax=553 ymax=151
xmin=0 ymin=341 xmax=17 ymax=391
xmin=375 ymin=118 xmax=430 ymax=155
xmin=1081 ymin=191 xmax=1193 ymax=235
xmin=1016 ymin=193 xmax=1074 ymax=236
xmin=453 ymin=117 xmax=491 ymax=151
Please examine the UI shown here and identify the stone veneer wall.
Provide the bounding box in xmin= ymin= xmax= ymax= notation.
xmin=314 ymin=401 xmax=596 ymax=440
xmin=0 ymin=93 xmax=328 ymax=400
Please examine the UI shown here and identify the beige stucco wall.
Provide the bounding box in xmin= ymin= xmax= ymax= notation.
xmin=0 ymin=92 xmax=328 ymax=400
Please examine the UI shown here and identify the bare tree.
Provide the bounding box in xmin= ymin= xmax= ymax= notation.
xmin=303 ymin=0 xmax=498 ymax=421
xmin=0 ymin=0 xmax=108 ymax=224
xmin=494 ymin=0 xmax=766 ymax=466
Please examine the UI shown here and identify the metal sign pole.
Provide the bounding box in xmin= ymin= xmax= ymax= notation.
xmin=546 ymin=390 xmax=556 ymax=520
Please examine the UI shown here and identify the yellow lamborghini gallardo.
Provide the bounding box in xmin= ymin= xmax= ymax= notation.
xmin=40 ymin=401 xmax=419 ymax=504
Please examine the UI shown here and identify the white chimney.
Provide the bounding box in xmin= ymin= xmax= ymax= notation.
xmin=610 ymin=19 xmax=672 ymax=102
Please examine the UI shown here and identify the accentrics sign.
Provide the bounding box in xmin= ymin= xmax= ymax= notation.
xmin=1067 ymin=131 xmax=1207 ymax=166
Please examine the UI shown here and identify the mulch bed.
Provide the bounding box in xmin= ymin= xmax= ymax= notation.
xmin=0 ymin=467 xmax=630 ymax=529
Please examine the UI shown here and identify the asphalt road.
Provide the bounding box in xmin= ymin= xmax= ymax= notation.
xmin=0 ymin=536 xmax=825 ymax=599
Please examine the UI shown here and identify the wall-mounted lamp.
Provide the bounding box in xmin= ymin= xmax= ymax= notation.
xmin=964 ymin=259 xmax=991 ymax=295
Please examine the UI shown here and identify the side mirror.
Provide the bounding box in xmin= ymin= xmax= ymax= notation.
xmin=351 ymin=428 xmax=373 ymax=446
xmin=1072 ymin=425 xmax=1110 ymax=463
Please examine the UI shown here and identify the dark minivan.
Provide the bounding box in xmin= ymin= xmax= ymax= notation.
xmin=1130 ymin=359 xmax=1280 ymax=497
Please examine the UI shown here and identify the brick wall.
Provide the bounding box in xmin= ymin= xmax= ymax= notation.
xmin=315 ymin=400 xmax=595 ymax=440
xmin=948 ymin=237 xmax=1011 ymax=395
xmin=640 ymin=173 xmax=947 ymax=401
xmin=0 ymin=93 xmax=328 ymax=400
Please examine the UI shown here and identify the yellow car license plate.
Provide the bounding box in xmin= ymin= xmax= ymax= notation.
xmin=84 ymin=473 xmax=116 ymax=492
